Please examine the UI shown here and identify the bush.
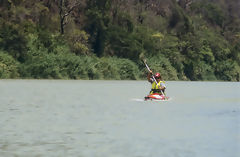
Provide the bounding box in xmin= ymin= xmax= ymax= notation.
xmin=0 ymin=22 xmax=27 ymax=62
xmin=0 ymin=51 xmax=20 ymax=78
xmin=159 ymin=35 xmax=185 ymax=79
xmin=20 ymin=53 xmax=62 ymax=79
xmin=108 ymin=57 xmax=140 ymax=80
xmin=184 ymin=60 xmax=216 ymax=81
xmin=190 ymin=1 xmax=226 ymax=27
xmin=21 ymin=53 xmax=98 ymax=79
xmin=215 ymin=60 xmax=240 ymax=81
xmin=94 ymin=57 xmax=120 ymax=80
xmin=105 ymin=25 xmax=143 ymax=60
xmin=145 ymin=55 xmax=178 ymax=80
xmin=66 ymin=29 xmax=90 ymax=55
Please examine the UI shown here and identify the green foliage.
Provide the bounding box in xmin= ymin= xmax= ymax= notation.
xmin=180 ymin=39 xmax=215 ymax=80
xmin=215 ymin=60 xmax=240 ymax=81
xmin=195 ymin=28 xmax=230 ymax=61
xmin=169 ymin=4 xmax=194 ymax=36
xmin=85 ymin=0 xmax=111 ymax=56
xmin=183 ymin=60 xmax=216 ymax=81
xmin=94 ymin=57 xmax=120 ymax=80
xmin=0 ymin=21 xmax=27 ymax=62
xmin=113 ymin=11 xmax=134 ymax=32
xmin=109 ymin=57 xmax=140 ymax=80
xmin=232 ymin=42 xmax=240 ymax=64
xmin=0 ymin=51 xmax=20 ymax=78
xmin=190 ymin=1 xmax=226 ymax=27
xmin=20 ymin=53 xmax=62 ymax=79
xmin=20 ymin=52 xmax=141 ymax=80
xmin=106 ymin=25 xmax=142 ymax=60
xmin=0 ymin=0 xmax=239 ymax=81
xmin=24 ymin=33 xmax=48 ymax=58
xmin=78 ymin=56 xmax=141 ymax=80
xmin=146 ymin=55 xmax=178 ymax=81
xmin=66 ymin=29 xmax=90 ymax=55
xmin=20 ymin=33 xmax=97 ymax=79
xmin=133 ymin=26 xmax=157 ymax=56
xmin=158 ymin=35 xmax=185 ymax=79
xmin=20 ymin=52 xmax=99 ymax=79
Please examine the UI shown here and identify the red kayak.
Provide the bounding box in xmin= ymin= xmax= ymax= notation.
xmin=144 ymin=93 xmax=169 ymax=101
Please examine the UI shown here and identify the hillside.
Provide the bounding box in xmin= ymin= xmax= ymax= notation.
xmin=0 ymin=0 xmax=239 ymax=81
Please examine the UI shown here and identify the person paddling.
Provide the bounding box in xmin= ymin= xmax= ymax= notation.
xmin=147 ymin=71 xmax=166 ymax=95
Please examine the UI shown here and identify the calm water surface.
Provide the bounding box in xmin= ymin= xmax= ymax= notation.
xmin=0 ymin=80 xmax=239 ymax=157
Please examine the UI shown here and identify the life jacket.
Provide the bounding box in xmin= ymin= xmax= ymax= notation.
xmin=150 ymin=81 xmax=165 ymax=94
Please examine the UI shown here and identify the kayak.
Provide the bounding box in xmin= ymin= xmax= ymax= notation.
xmin=144 ymin=93 xmax=169 ymax=101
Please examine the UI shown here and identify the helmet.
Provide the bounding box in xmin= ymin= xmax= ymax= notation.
xmin=154 ymin=73 xmax=161 ymax=78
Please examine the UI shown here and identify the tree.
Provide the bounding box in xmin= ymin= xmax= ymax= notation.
xmin=0 ymin=22 xmax=27 ymax=62
xmin=85 ymin=0 xmax=111 ymax=56
xmin=58 ymin=0 xmax=82 ymax=34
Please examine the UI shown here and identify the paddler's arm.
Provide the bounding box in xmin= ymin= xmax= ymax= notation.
xmin=159 ymin=82 xmax=166 ymax=90
xmin=147 ymin=71 xmax=153 ymax=83
xmin=158 ymin=86 xmax=165 ymax=90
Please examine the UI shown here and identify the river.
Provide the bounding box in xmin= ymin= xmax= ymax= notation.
xmin=0 ymin=80 xmax=239 ymax=157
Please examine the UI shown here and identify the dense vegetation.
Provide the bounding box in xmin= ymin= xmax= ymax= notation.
xmin=0 ymin=0 xmax=239 ymax=81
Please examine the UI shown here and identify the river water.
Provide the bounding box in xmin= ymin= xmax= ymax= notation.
xmin=0 ymin=80 xmax=239 ymax=157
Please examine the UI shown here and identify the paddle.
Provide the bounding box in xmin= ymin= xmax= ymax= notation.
xmin=143 ymin=59 xmax=166 ymax=98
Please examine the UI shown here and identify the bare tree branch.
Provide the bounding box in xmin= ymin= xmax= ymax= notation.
xmin=59 ymin=0 xmax=81 ymax=34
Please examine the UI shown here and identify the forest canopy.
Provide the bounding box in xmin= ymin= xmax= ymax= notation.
xmin=0 ymin=0 xmax=239 ymax=81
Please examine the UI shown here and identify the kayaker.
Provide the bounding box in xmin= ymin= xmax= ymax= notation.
xmin=147 ymin=71 xmax=166 ymax=95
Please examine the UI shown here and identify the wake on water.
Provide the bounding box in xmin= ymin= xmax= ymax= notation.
xmin=131 ymin=97 xmax=172 ymax=102
xmin=131 ymin=98 xmax=145 ymax=102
